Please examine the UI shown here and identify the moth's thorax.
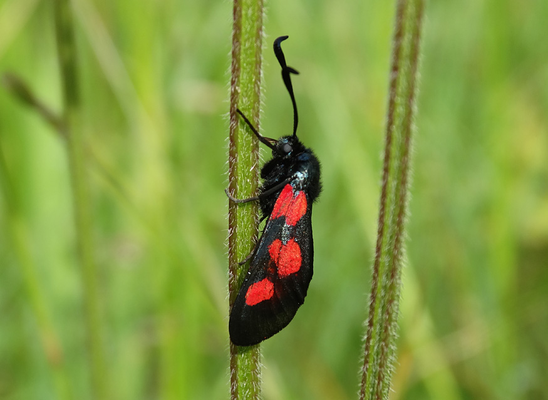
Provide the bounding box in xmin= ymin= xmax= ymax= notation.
xmin=258 ymin=138 xmax=321 ymax=220
xmin=289 ymin=152 xmax=320 ymax=191
xmin=263 ymin=142 xmax=319 ymax=190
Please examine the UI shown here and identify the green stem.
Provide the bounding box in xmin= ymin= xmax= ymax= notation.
xmin=359 ymin=0 xmax=424 ymax=399
xmin=227 ymin=0 xmax=264 ymax=398
xmin=0 ymin=148 xmax=71 ymax=400
xmin=53 ymin=0 xmax=107 ymax=397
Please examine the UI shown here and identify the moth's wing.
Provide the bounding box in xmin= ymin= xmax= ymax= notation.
xmin=229 ymin=191 xmax=314 ymax=346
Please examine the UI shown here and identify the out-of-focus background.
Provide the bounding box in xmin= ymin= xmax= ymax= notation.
xmin=1 ymin=0 xmax=547 ymax=399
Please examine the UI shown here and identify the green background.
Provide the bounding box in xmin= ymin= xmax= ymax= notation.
xmin=0 ymin=0 xmax=547 ymax=399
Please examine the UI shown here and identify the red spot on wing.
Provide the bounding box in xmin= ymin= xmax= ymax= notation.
xmin=285 ymin=191 xmax=307 ymax=226
xmin=245 ymin=279 xmax=274 ymax=306
xmin=268 ymin=238 xmax=302 ymax=278
xmin=271 ymin=185 xmax=293 ymax=219
xmin=268 ymin=239 xmax=282 ymax=265
xmin=270 ymin=185 xmax=308 ymax=226
xmin=278 ymin=239 xmax=302 ymax=277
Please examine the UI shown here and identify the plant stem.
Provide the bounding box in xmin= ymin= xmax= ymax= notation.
xmin=0 ymin=147 xmax=71 ymax=400
xmin=359 ymin=0 xmax=424 ymax=399
xmin=227 ymin=0 xmax=264 ymax=398
xmin=53 ymin=0 xmax=107 ymax=397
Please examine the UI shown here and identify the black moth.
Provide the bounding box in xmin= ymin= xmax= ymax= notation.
xmin=228 ymin=36 xmax=321 ymax=346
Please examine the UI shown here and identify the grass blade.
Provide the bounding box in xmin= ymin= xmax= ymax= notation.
xmin=53 ymin=0 xmax=108 ymax=397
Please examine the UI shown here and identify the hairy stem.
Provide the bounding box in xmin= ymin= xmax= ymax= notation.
xmin=359 ymin=0 xmax=424 ymax=399
xmin=227 ymin=0 xmax=264 ymax=398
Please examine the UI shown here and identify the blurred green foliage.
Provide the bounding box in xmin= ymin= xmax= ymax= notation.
xmin=0 ymin=0 xmax=547 ymax=399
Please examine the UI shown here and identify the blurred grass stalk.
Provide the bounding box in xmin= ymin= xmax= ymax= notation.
xmin=227 ymin=0 xmax=264 ymax=398
xmin=53 ymin=0 xmax=108 ymax=397
xmin=359 ymin=0 xmax=424 ymax=399
xmin=0 ymin=141 xmax=70 ymax=399
xmin=1 ymin=73 xmax=69 ymax=398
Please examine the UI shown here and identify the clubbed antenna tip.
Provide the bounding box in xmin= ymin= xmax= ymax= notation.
xmin=273 ymin=36 xmax=299 ymax=137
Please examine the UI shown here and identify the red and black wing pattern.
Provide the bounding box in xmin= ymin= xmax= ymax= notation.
xmin=229 ymin=183 xmax=314 ymax=346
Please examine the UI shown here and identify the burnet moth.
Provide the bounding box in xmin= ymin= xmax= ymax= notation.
xmin=227 ymin=36 xmax=321 ymax=346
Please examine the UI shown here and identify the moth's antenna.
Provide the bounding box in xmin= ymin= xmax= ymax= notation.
xmin=236 ymin=109 xmax=276 ymax=150
xmin=274 ymin=36 xmax=300 ymax=137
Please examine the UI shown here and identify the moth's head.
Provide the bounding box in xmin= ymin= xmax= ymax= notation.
xmin=273 ymin=135 xmax=305 ymax=158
